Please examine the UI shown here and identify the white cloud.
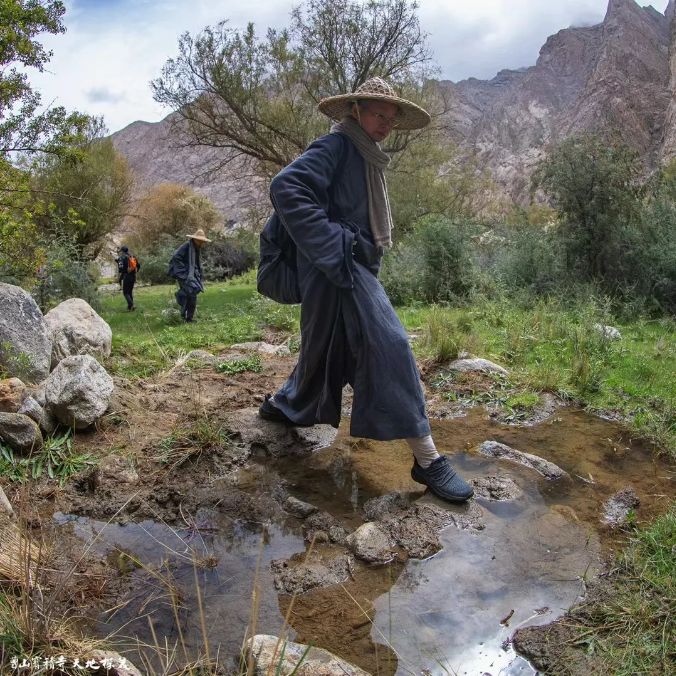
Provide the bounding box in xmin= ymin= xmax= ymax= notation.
xmin=28 ymin=0 xmax=671 ymax=133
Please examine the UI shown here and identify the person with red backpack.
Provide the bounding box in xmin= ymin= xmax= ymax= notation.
xmin=118 ymin=245 xmax=140 ymax=311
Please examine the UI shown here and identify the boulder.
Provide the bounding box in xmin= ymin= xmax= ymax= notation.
xmin=44 ymin=355 xmax=114 ymax=429
xmin=447 ymin=357 xmax=509 ymax=375
xmin=0 ymin=283 xmax=51 ymax=383
xmin=231 ymin=341 xmax=291 ymax=357
xmin=17 ymin=396 xmax=58 ymax=438
xmin=478 ymin=441 xmax=568 ymax=480
xmin=0 ymin=378 xmax=27 ymax=413
xmin=44 ymin=298 xmax=112 ymax=368
xmin=345 ymin=522 xmax=394 ymax=564
xmin=0 ymin=413 xmax=43 ymax=454
xmin=245 ymin=635 xmax=370 ymax=676
xmin=595 ymin=324 xmax=622 ymax=341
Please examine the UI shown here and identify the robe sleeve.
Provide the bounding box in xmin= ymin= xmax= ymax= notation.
xmin=270 ymin=134 xmax=355 ymax=289
xmin=168 ymin=243 xmax=189 ymax=280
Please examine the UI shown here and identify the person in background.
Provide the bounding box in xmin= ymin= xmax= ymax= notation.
xmin=258 ymin=77 xmax=474 ymax=503
xmin=118 ymin=245 xmax=140 ymax=311
xmin=168 ymin=229 xmax=211 ymax=323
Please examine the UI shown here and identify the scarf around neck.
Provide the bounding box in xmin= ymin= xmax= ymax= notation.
xmin=330 ymin=116 xmax=393 ymax=249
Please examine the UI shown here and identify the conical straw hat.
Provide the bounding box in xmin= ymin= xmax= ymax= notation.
xmin=185 ymin=228 xmax=212 ymax=242
xmin=318 ymin=77 xmax=431 ymax=130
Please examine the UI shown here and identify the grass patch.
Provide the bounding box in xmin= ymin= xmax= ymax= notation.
xmin=98 ymin=281 xmax=300 ymax=379
xmin=215 ymin=354 xmax=262 ymax=375
xmin=0 ymin=431 xmax=95 ymax=485
xmin=568 ymin=509 xmax=676 ymax=675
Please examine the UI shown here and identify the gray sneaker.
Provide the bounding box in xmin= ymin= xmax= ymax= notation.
xmin=411 ymin=456 xmax=474 ymax=503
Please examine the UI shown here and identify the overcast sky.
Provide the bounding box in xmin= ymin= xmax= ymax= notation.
xmin=29 ymin=0 xmax=671 ymax=134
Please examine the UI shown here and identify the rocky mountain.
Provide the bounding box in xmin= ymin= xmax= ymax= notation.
xmin=112 ymin=0 xmax=676 ymax=212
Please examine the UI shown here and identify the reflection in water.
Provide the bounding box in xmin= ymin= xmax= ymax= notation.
xmin=55 ymin=407 xmax=674 ymax=676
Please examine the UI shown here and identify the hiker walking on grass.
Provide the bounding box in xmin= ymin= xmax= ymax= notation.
xmin=118 ymin=246 xmax=140 ymax=311
xmin=257 ymin=78 xmax=473 ymax=503
xmin=168 ymin=229 xmax=211 ymax=323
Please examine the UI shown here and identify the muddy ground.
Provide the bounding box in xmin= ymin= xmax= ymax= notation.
xmin=4 ymin=344 xmax=674 ymax=676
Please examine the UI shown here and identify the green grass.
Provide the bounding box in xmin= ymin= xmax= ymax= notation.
xmin=569 ymin=509 xmax=676 ymax=675
xmin=99 ymin=278 xmax=300 ymax=379
xmin=214 ymin=354 xmax=263 ymax=374
xmin=400 ymin=298 xmax=676 ymax=457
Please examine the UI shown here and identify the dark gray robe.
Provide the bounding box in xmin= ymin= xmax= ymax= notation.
xmin=270 ymin=132 xmax=430 ymax=441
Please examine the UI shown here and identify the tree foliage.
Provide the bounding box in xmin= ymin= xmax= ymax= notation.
xmin=151 ymin=0 xmax=446 ymax=176
xmin=125 ymin=183 xmax=222 ymax=251
xmin=30 ymin=118 xmax=133 ymax=259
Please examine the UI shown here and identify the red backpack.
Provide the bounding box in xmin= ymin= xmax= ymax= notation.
xmin=127 ymin=255 xmax=138 ymax=273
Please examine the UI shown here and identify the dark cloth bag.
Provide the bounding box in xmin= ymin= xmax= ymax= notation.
xmin=257 ymin=212 xmax=302 ymax=305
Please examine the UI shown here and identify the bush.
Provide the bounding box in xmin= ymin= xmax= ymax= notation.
xmin=201 ymin=233 xmax=256 ymax=281
xmin=380 ymin=216 xmax=479 ymax=305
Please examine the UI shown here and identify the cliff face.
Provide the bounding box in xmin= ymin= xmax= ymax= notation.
xmin=444 ymin=0 xmax=672 ymax=201
xmin=112 ymin=0 xmax=676 ymax=211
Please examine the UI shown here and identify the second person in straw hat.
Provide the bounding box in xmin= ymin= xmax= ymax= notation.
xmin=258 ymin=77 xmax=474 ymax=503
xmin=168 ymin=228 xmax=211 ymax=323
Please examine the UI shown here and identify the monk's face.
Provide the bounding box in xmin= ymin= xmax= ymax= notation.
xmin=352 ymin=101 xmax=399 ymax=143
xmin=193 ymin=239 xmax=205 ymax=248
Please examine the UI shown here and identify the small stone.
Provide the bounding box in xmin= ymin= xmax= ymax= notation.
xmin=345 ymin=522 xmax=394 ymax=564
xmin=363 ymin=491 xmax=410 ymax=521
xmin=0 ymin=412 xmax=43 ymax=454
xmin=594 ymin=324 xmax=622 ymax=341
xmin=284 ymin=496 xmax=318 ymax=518
xmin=603 ymin=487 xmax=640 ymax=525
xmin=470 ymin=475 xmax=523 ymax=501
xmin=478 ymin=441 xmax=568 ymax=480
xmin=231 ymin=341 xmax=291 ymax=357
xmin=447 ymin=358 xmax=509 ymax=375
xmin=96 ymin=455 xmax=140 ymax=485
xmin=271 ymin=555 xmax=351 ymax=594
xmin=0 ymin=378 xmax=27 ymax=413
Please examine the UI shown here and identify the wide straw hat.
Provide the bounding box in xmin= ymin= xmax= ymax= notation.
xmin=318 ymin=77 xmax=431 ymax=130
xmin=186 ymin=228 xmax=212 ymax=242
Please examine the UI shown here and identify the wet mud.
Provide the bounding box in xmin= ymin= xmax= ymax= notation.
xmin=18 ymin=352 xmax=675 ymax=676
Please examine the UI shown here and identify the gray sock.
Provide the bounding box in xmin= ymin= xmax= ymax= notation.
xmin=406 ymin=435 xmax=441 ymax=469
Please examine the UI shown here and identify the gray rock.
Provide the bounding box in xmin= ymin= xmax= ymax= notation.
xmin=478 ymin=441 xmax=568 ymax=480
xmin=0 ymin=283 xmax=51 ymax=383
xmin=0 ymin=413 xmax=43 ymax=454
xmin=226 ymin=408 xmax=336 ymax=458
xmin=595 ymin=324 xmax=622 ymax=341
xmin=345 ymin=522 xmax=394 ymax=564
xmin=447 ymin=358 xmax=509 ymax=375
xmin=245 ymin=635 xmax=370 ymax=676
xmin=30 ymin=383 xmax=46 ymax=407
xmin=470 ymin=475 xmax=523 ymax=501
xmin=0 ymin=378 xmax=27 ymax=413
xmin=603 ymin=487 xmax=640 ymax=525
xmin=284 ymin=496 xmax=318 ymax=518
xmin=44 ymin=298 xmax=112 ymax=369
xmin=271 ymin=555 xmax=351 ymax=594
xmin=363 ymin=491 xmax=410 ymax=521
xmin=19 ymin=393 xmax=57 ymax=437
xmin=96 ymin=455 xmax=139 ymax=485
xmin=89 ymin=651 xmax=143 ymax=676
xmin=44 ymin=355 xmax=114 ymax=429
xmin=231 ymin=341 xmax=291 ymax=357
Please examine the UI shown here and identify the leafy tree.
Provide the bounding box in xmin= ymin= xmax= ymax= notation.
xmin=31 ymin=118 xmax=133 ymax=259
xmin=125 ymin=183 xmax=222 ymax=251
xmin=532 ymin=134 xmax=644 ymax=282
xmin=151 ymin=0 xmax=445 ymax=176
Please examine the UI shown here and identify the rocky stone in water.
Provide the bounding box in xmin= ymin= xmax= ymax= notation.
xmin=470 ymin=475 xmax=523 ymax=501
xmin=284 ymin=496 xmax=318 ymax=518
xmin=44 ymin=355 xmax=114 ymax=429
xmin=603 ymin=487 xmax=640 ymax=525
xmin=96 ymin=455 xmax=140 ymax=486
xmin=0 ymin=412 xmax=43 ymax=454
xmin=303 ymin=511 xmax=349 ymax=544
xmin=0 ymin=283 xmax=52 ymax=384
xmin=0 ymin=378 xmax=27 ymax=413
xmin=227 ymin=408 xmax=337 ymax=458
xmin=44 ymin=298 xmax=112 ymax=369
xmin=447 ymin=357 xmax=509 ymax=375
xmin=478 ymin=440 xmax=568 ymax=480
xmin=245 ymin=634 xmax=370 ymax=676
xmin=345 ymin=522 xmax=394 ymax=564
xmin=363 ymin=490 xmax=410 ymax=521
xmin=271 ymin=555 xmax=351 ymax=594
xmin=594 ymin=324 xmax=622 ymax=341
xmin=231 ymin=341 xmax=291 ymax=357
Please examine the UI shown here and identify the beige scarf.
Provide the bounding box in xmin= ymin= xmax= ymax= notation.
xmin=330 ymin=116 xmax=393 ymax=249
